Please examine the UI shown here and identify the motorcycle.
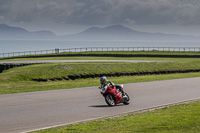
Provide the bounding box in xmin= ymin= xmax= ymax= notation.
xmin=100 ymin=84 xmax=130 ymax=106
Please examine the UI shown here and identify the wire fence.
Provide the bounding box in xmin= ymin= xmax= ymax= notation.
xmin=0 ymin=47 xmax=200 ymax=58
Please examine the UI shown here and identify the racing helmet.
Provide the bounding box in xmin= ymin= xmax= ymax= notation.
xmin=100 ymin=77 xmax=107 ymax=85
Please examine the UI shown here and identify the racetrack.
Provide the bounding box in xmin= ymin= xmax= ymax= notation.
xmin=0 ymin=77 xmax=199 ymax=133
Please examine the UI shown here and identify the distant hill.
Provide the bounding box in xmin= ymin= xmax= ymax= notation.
xmin=65 ymin=25 xmax=200 ymax=41
xmin=82 ymin=25 xmax=136 ymax=34
xmin=0 ymin=24 xmax=56 ymax=39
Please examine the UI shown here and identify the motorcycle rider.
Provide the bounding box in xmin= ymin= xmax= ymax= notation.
xmin=99 ymin=77 xmax=127 ymax=99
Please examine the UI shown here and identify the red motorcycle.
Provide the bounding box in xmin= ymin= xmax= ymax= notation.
xmin=100 ymin=84 xmax=130 ymax=106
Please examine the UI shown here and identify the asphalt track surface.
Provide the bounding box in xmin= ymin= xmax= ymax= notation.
xmin=0 ymin=60 xmax=172 ymax=64
xmin=0 ymin=77 xmax=199 ymax=133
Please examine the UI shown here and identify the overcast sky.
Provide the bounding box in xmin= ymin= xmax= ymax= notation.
xmin=1 ymin=0 xmax=200 ymax=35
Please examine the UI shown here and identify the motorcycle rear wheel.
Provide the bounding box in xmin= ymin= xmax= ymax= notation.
xmin=123 ymin=93 xmax=130 ymax=105
xmin=105 ymin=94 xmax=115 ymax=106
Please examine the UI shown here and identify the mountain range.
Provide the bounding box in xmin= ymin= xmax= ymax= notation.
xmin=0 ymin=24 xmax=56 ymax=39
xmin=0 ymin=24 xmax=199 ymax=40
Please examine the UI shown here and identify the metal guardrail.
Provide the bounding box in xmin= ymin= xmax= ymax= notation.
xmin=0 ymin=47 xmax=200 ymax=58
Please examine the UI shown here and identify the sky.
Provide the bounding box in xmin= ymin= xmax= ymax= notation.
xmin=1 ymin=0 xmax=200 ymax=35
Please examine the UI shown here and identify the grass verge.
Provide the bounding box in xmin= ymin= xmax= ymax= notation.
xmin=0 ymin=56 xmax=200 ymax=94
xmin=1 ymin=60 xmax=200 ymax=81
xmin=33 ymin=100 xmax=200 ymax=133
xmin=0 ymin=72 xmax=200 ymax=95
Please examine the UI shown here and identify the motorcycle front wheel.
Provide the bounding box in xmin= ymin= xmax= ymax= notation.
xmin=105 ymin=94 xmax=115 ymax=106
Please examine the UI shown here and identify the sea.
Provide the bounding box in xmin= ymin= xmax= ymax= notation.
xmin=0 ymin=39 xmax=200 ymax=53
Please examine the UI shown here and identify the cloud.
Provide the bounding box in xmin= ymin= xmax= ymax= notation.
xmin=1 ymin=0 xmax=200 ymax=26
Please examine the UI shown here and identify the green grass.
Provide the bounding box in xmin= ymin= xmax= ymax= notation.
xmin=0 ymin=56 xmax=200 ymax=94
xmin=1 ymin=60 xmax=200 ymax=81
xmin=33 ymin=101 xmax=200 ymax=133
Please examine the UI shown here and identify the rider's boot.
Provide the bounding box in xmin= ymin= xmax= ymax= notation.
xmin=122 ymin=93 xmax=128 ymax=99
xmin=121 ymin=90 xmax=128 ymax=99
